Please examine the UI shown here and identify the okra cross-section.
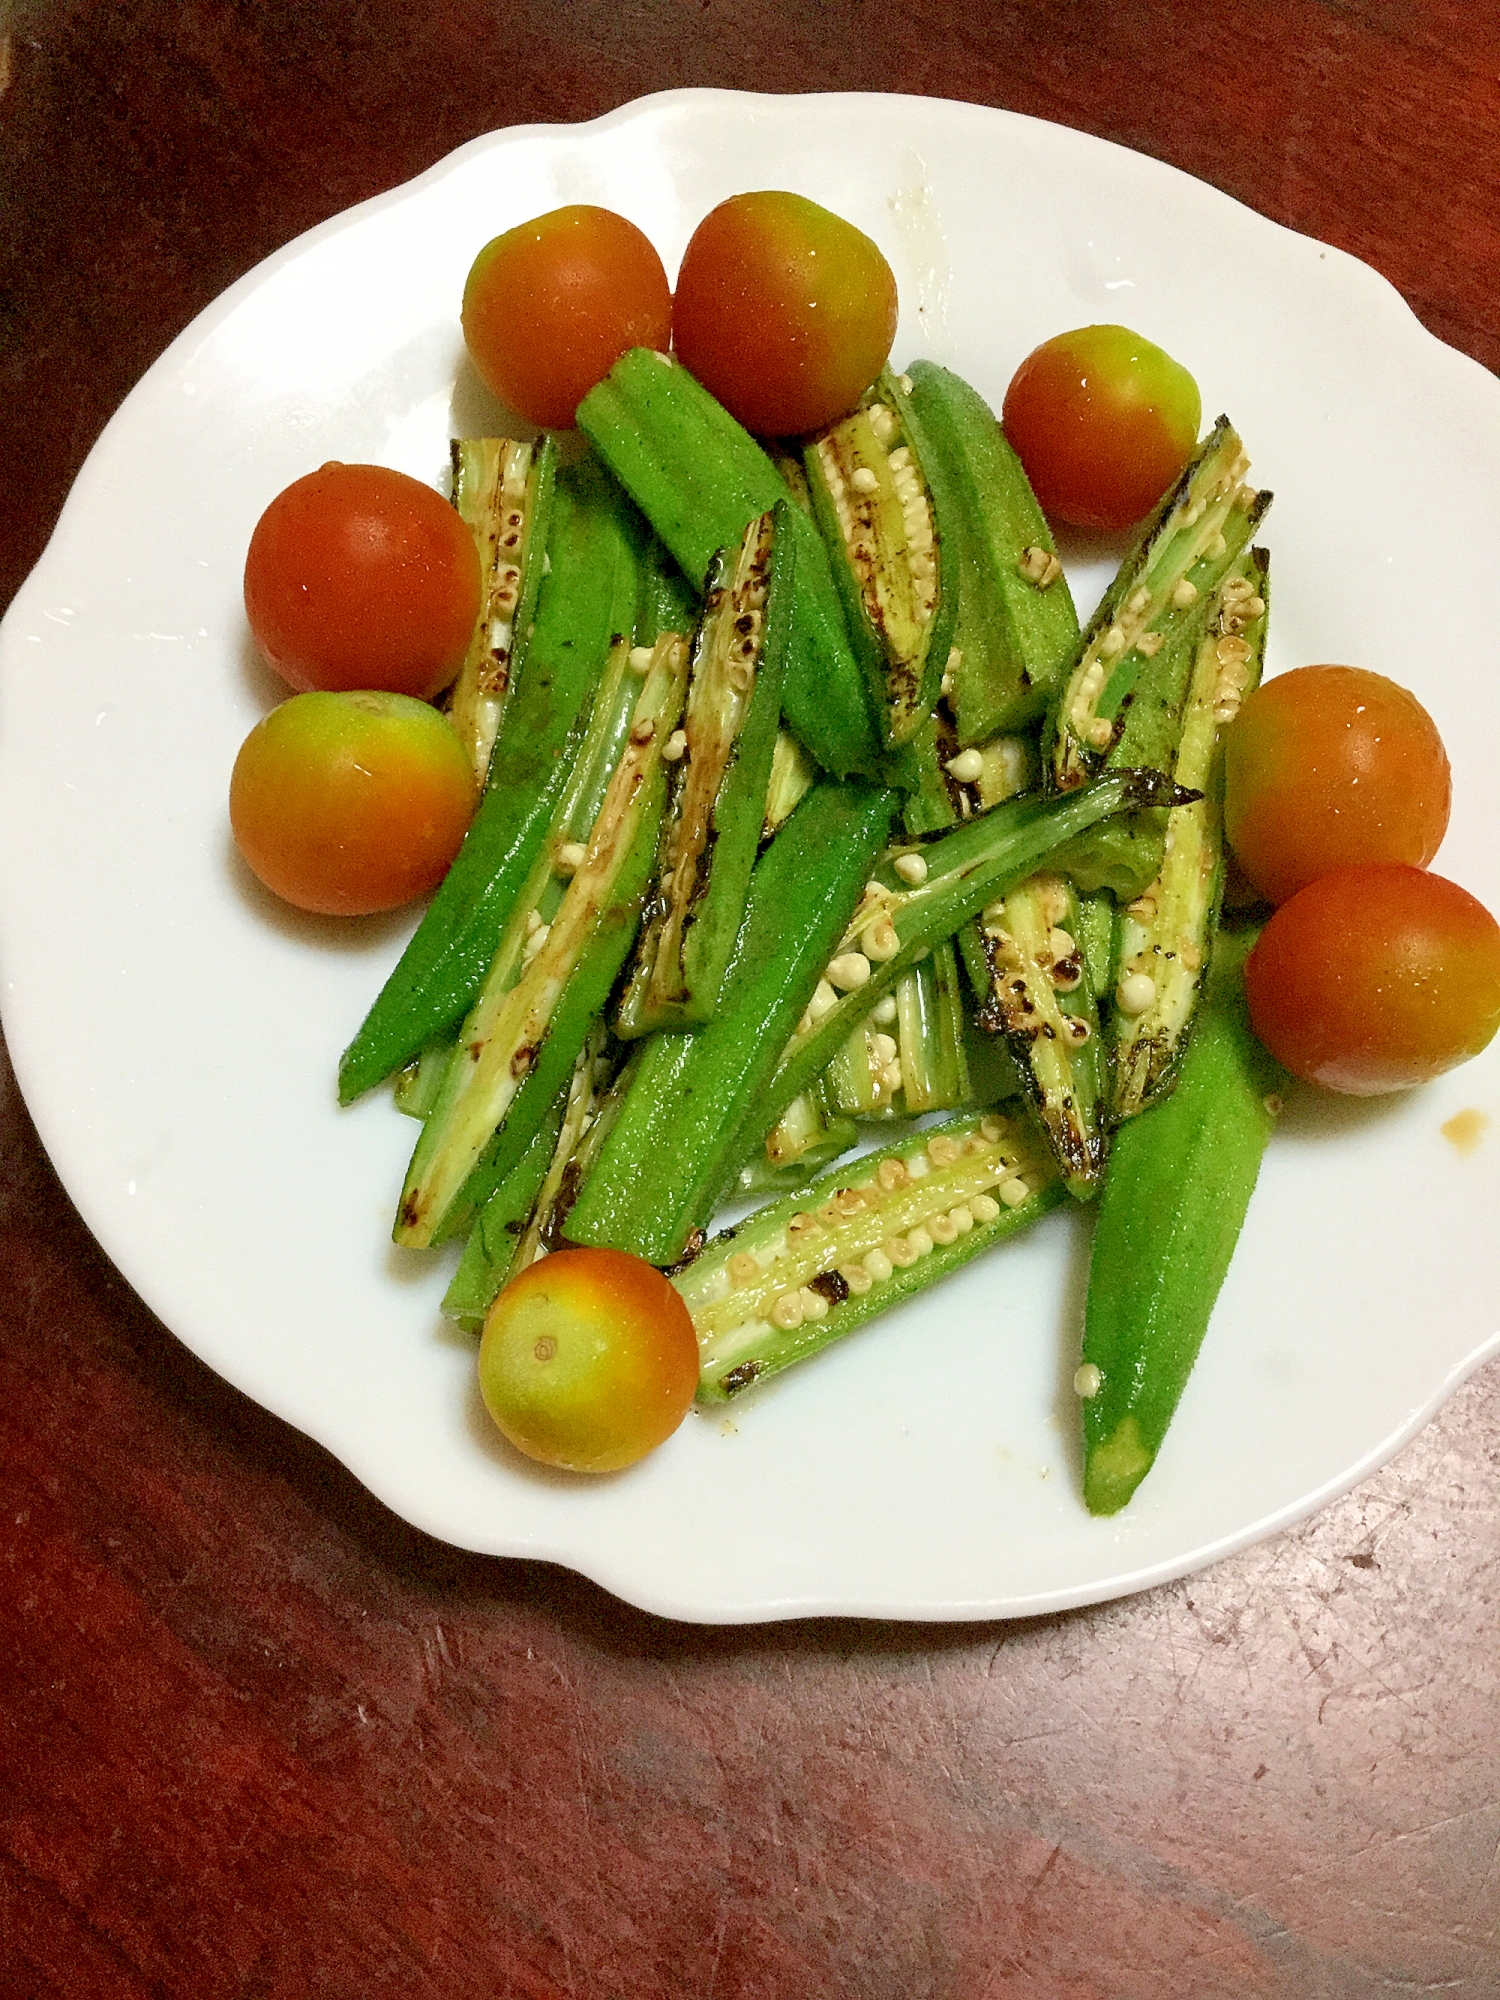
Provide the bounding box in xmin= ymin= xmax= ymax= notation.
xmin=618 ymin=503 xmax=793 ymax=1034
xmin=679 ymin=1108 xmax=1064 ymax=1401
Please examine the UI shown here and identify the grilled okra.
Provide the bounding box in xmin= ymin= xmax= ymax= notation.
xmin=803 ymin=368 xmax=958 ymax=751
xmin=1110 ymin=548 xmax=1269 ymax=1121
xmin=393 ymin=632 xmax=690 ymax=1248
xmin=903 ymin=361 xmax=1079 ymax=742
xmin=822 ymin=940 xmax=972 ymax=1117
xmin=447 ymin=435 xmax=557 ymax=783
xmin=1080 ymin=929 xmax=1285 ymax=1514
xmin=578 ymin=349 xmax=883 ymax=778
xmin=337 ymin=454 xmax=646 ymax=1105
xmin=681 ymin=1108 xmax=1064 ymax=1401
xmin=745 ymin=1083 xmax=859 ymax=1193
xmin=618 ymin=504 xmax=793 ymax=1034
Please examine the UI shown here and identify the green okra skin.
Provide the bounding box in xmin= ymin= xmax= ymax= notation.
xmin=679 ymin=1107 xmax=1064 ymax=1403
xmin=618 ymin=503 xmax=794 ymax=1035
xmin=447 ymin=435 xmax=558 ymax=784
xmin=1074 ymin=889 xmax=1119 ymax=1003
xmin=392 ymin=1034 xmax=457 ymax=1120
xmin=442 ymin=1088 xmax=568 ymax=1335
xmin=762 ymin=767 xmax=1191 ymax=1135
xmin=1081 ymin=929 xmax=1285 ymax=1515
xmin=803 ymin=369 xmax=957 ymax=752
xmin=336 ymin=455 xmax=645 ymax=1105
xmin=562 ymin=780 xmax=901 ymax=1266
xmin=904 ymin=361 xmax=1080 ymax=742
xmin=577 ymin=350 xmax=884 ymax=778
xmin=393 ymin=633 xmax=690 ymax=1249
xmin=1110 ymin=549 xmax=1270 ymax=1122
xmin=973 ymin=871 xmax=1108 ymax=1198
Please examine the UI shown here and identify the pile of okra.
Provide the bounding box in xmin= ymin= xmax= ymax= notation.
xmin=340 ymin=348 xmax=1285 ymax=1515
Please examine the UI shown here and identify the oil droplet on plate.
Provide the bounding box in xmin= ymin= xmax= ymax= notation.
xmin=1441 ymin=1107 xmax=1489 ymax=1155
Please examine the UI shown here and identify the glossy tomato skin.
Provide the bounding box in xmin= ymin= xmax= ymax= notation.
xmin=1001 ymin=325 xmax=1201 ymax=531
xmin=1244 ymin=864 xmax=1500 ymax=1094
xmin=671 ymin=191 xmax=898 ymax=438
xmin=244 ymin=462 xmax=481 ymax=700
xmin=1223 ymin=665 xmax=1451 ymax=906
xmin=230 ymin=691 xmax=476 ymax=917
xmin=478 ymin=1247 xmax=699 ymax=1473
xmin=462 ymin=206 xmax=672 ymax=429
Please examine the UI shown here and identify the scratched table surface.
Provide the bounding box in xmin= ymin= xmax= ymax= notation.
xmin=3 ymin=4 xmax=1498 ymax=1994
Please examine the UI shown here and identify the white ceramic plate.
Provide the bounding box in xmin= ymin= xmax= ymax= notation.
xmin=2 ymin=90 xmax=1497 ymax=1623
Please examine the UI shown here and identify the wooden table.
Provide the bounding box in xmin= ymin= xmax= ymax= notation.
xmin=4 ymin=5 xmax=1497 ymax=1993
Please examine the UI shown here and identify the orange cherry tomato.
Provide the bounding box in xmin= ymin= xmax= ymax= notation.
xmin=1223 ymin=665 xmax=1451 ymax=906
xmin=244 ymin=462 xmax=481 ymax=700
xmin=478 ymin=1247 xmax=700 ymax=1473
xmin=1244 ymin=864 xmax=1500 ymax=1094
xmin=1001 ymin=324 xmax=1201 ymax=531
xmin=671 ymin=191 xmax=898 ymax=437
xmin=462 ymin=206 xmax=673 ymax=429
xmin=230 ymin=691 xmax=476 ymax=917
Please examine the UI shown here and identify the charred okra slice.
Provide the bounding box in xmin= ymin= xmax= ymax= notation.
xmin=447 ymin=435 xmax=557 ymax=783
xmin=1048 ymin=420 xmax=1263 ymax=794
xmin=1080 ymin=930 xmax=1285 ymax=1514
xmin=561 ymin=781 xmax=901 ymax=1266
xmin=440 ymin=1085 xmax=569 ymax=1335
xmin=337 ymin=454 xmax=644 ymax=1105
xmin=578 ymin=349 xmax=883 ymax=777
xmin=743 ymin=1082 xmax=859 ymax=1194
xmin=973 ymin=871 xmax=1108 ymax=1198
xmin=618 ymin=504 xmax=793 ymax=1034
xmin=804 ymin=368 xmax=957 ymax=751
xmin=904 ymin=361 xmax=1079 ymax=742
xmin=822 ymin=940 xmax=972 ymax=1118
xmin=681 ymin=1109 xmax=1064 ymax=1402
xmin=393 ymin=634 xmax=690 ymax=1248
xmin=1110 ymin=549 xmax=1269 ymax=1121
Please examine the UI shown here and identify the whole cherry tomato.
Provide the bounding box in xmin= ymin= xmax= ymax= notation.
xmin=671 ymin=191 xmax=898 ymax=437
xmin=1224 ymin=665 xmax=1451 ymax=906
xmin=478 ymin=1247 xmax=700 ymax=1473
xmin=230 ymin=691 xmax=476 ymax=917
xmin=1244 ymin=864 xmax=1500 ymax=1094
xmin=1001 ymin=325 xmax=1201 ymax=531
xmin=244 ymin=462 xmax=481 ymax=700
xmin=462 ymin=206 xmax=673 ymax=429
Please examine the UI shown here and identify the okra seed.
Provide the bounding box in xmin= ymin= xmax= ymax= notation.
xmin=1207 ymin=529 xmax=1228 ymax=558
xmin=662 ymin=729 xmax=688 ymax=763
xmin=894 ymin=852 xmax=928 ymax=886
xmin=1126 ymin=895 xmax=1157 ymax=920
xmin=940 ymin=671 xmax=955 ymax=697
xmin=799 ymin=1288 xmax=829 ymax=1323
xmin=1264 ymin=1092 xmax=1285 ymax=1117
xmin=629 ymin=720 xmax=656 ymax=746
xmin=771 ymin=1293 xmax=805 ymax=1330
xmin=979 ymin=1115 xmax=1005 ymax=1142
xmin=627 ymin=644 xmax=654 ymax=672
xmin=840 ymin=1264 xmax=873 ymax=1296
xmin=970 ymin=1194 xmax=1001 ymax=1224
xmin=828 ymin=952 xmax=872 ymax=991
xmin=863 ymin=1248 xmax=894 ymax=1283
xmin=897 ymin=373 xmax=914 ymax=395
xmin=1087 ymin=718 xmax=1114 ymax=748
xmin=808 ymin=980 xmax=839 ymax=1021
xmin=928 ymin=1212 xmax=959 ymax=1246
xmin=945 ymin=748 xmax=985 ymax=783
xmin=526 ymin=907 xmax=544 ymax=932
xmin=907 ymin=1226 xmax=935 ymax=1258
xmin=865 ymin=919 xmax=900 ymax=961
xmin=1074 ymin=1363 xmax=1103 ymax=1398
xmin=1048 ymin=927 xmax=1076 ymax=962
xmin=948 ymin=1204 xmax=975 ymax=1234
xmin=877 ymin=1158 xmax=909 ymax=1192
xmin=904 ymin=1151 xmax=928 ymax=1177
xmin=787 ymin=1212 xmax=820 ymax=1240
xmin=881 ymin=1061 xmax=904 ymax=1093
xmin=998 ymin=1178 xmax=1030 ymax=1208
xmin=834 ymin=1188 xmax=865 ymax=1217
xmin=872 ymin=995 xmax=898 ymax=1026
xmin=886 ymin=1234 xmax=919 ymax=1269
xmin=850 ymin=466 xmax=879 ymax=493
xmin=1216 ymin=634 xmax=1252 ymax=666
xmin=1128 ymin=586 xmax=1151 ymax=616
xmin=816 ymin=1200 xmax=843 ymax=1230
xmin=522 ymin=923 xmax=550 ymax=962
xmin=1172 ymin=579 xmax=1198 ymax=610
xmin=927 ymin=1134 xmax=960 ymax=1168
xmin=728 ymin=1251 xmax=761 ymax=1285
xmin=1137 ymin=630 xmax=1165 ymax=658
xmin=1117 ymin=971 xmax=1158 ymax=1015
xmin=1101 ymin=627 xmax=1125 ymax=659
xmin=1066 ymin=1015 xmax=1092 ymax=1043
xmin=869 ymin=1031 xmax=898 ymax=1064
xmin=555 ymin=841 xmax=587 ymax=876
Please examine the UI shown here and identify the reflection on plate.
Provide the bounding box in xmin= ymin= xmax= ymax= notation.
xmin=2 ymin=90 xmax=1497 ymax=1623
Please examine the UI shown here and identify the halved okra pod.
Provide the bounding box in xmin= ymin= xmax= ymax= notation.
xmin=446 ymin=435 xmax=557 ymax=784
xmin=1079 ymin=929 xmax=1285 ymax=1514
xmin=803 ymin=368 xmax=958 ymax=752
xmin=742 ymin=1081 xmax=859 ymax=1195
xmin=681 ymin=1109 xmax=1064 ymax=1402
xmin=1109 ymin=548 xmax=1270 ymax=1121
xmin=562 ymin=780 xmax=900 ymax=1266
xmin=393 ymin=632 xmax=690 ymax=1248
xmin=578 ymin=349 xmax=883 ymax=778
xmin=903 ymin=361 xmax=1080 ymax=743
xmin=617 ymin=503 xmax=793 ymax=1035
xmin=337 ymin=454 xmax=646 ymax=1105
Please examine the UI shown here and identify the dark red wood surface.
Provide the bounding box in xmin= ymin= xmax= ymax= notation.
xmin=3 ymin=5 xmax=1498 ymax=1995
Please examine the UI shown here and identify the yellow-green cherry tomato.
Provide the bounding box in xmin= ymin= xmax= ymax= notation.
xmin=478 ymin=1247 xmax=700 ymax=1473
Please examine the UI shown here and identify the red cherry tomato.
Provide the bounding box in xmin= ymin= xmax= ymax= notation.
xmin=1001 ymin=325 xmax=1201 ymax=531
xmin=462 ymin=206 xmax=673 ymax=429
xmin=478 ymin=1247 xmax=699 ymax=1473
xmin=671 ymin=191 xmax=898 ymax=437
xmin=1224 ymin=665 xmax=1451 ymax=906
xmin=244 ymin=462 xmax=481 ymax=700
xmin=1244 ymin=864 xmax=1500 ymax=1094
xmin=230 ymin=691 xmax=476 ymax=917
